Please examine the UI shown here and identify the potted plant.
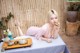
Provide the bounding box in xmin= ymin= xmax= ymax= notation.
xmin=66 ymin=3 xmax=80 ymax=36
xmin=67 ymin=3 xmax=79 ymax=22
xmin=0 ymin=12 xmax=14 ymax=42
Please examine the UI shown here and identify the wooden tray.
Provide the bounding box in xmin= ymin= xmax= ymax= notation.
xmin=2 ymin=38 xmax=32 ymax=50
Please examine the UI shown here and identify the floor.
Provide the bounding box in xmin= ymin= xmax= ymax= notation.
xmin=60 ymin=32 xmax=80 ymax=53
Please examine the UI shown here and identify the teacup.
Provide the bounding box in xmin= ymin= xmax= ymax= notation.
xmin=8 ymin=40 xmax=14 ymax=46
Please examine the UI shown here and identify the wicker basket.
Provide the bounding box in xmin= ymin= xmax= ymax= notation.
xmin=66 ymin=21 xmax=79 ymax=36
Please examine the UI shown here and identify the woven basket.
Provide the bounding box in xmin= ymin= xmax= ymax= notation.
xmin=66 ymin=21 xmax=79 ymax=36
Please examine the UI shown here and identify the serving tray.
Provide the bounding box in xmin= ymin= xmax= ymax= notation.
xmin=2 ymin=38 xmax=32 ymax=50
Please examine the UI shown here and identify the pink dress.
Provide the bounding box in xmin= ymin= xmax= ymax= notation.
xmin=26 ymin=23 xmax=59 ymax=39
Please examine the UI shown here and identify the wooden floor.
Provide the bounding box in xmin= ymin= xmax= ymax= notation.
xmin=61 ymin=32 xmax=80 ymax=53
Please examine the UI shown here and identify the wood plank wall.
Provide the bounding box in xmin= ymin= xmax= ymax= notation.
xmin=0 ymin=0 xmax=66 ymax=37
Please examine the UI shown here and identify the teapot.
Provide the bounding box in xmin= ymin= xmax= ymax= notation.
xmin=3 ymin=37 xmax=10 ymax=42
xmin=18 ymin=39 xmax=27 ymax=44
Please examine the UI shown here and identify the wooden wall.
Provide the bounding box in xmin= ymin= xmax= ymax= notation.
xmin=0 ymin=0 xmax=66 ymax=37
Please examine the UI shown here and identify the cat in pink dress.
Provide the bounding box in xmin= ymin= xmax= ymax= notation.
xmin=15 ymin=9 xmax=60 ymax=43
